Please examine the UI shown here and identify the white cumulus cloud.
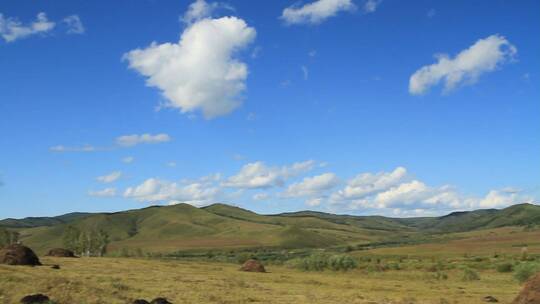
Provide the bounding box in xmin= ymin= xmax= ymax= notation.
xmin=477 ymin=189 xmax=531 ymax=208
xmin=373 ymin=180 xmax=460 ymax=208
xmin=281 ymin=0 xmax=355 ymax=25
xmin=0 ymin=12 xmax=55 ymax=42
xmin=331 ymin=166 xmax=407 ymax=201
xmin=283 ymin=173 xmax=340 ymax=198
xmin=124 ymin=178 xmax=222 ymax=207
xmin=223 ymin=160 xmax=316 ymax=189
xmin=409 ymin=34 xmax=517 ymax=95
xmin=323 ymin=167 xmax=534 ymax=215
xmin=124 ymin=5 xmax=256 ymax=119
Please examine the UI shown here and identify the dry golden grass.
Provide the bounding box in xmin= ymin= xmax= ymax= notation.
xmin=0 ymin=256 xmax=522 ymax=304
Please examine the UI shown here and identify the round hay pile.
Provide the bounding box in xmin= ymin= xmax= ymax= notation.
xmin=20 ymin=294 xmax=50 ymax=304
xmin=240 ymin=259 xmax=266 ymax=272
xmin=512 ymin=272 xmax=540 ymax=304
xmin=46 ymin=248 xmax=76 ymax=258
xmin=150 ymin=298 xmax=172 ymax=304
xmin=0 ymin=244 xmax=41 ymax=266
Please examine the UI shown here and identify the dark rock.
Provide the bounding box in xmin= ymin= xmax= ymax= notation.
xmin=132 ymin=300 xmax=150 ymax=304
xmin=483 ymin=296 xmax=498 ymax=302
xmin=51 ymin=264 xmax=60 ymax=270
xmin=20 ymin=294 xmax=50 ymax=304
xmin=0 ymin=244 xmax=41 ymax=266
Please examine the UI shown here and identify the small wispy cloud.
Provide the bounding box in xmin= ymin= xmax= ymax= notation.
xmin=51 ymin=133 xmax=172 ymax=153
xmin=0 ymin=12 xmax=55 ymax=42
xmin=281 ymin=0 xmax=356 ymax=25
xmin=49 ymin=145 xmax=97 ymax=152
xmin=181 ymin=0 xmax=234 ymax=24
xmin=251 ymin=46 xmax=262 ymax=58
xmin=88 ymin=187 xmax=117 ymax=197
xmin=122 ymin=156 xmax=135 ymax=164
xmin=301 ymin=65 xmax=309 ymax=80
xmin=63 ymin=15 xmax=85 ymax=34
xmin=363 ymin=0 xmax=382 ymax=13
xmin=115 ymin=133 xmax=172 ymax=147
xmin=96 ymin=171 xmax=122 ymax=183
xmin=1 ymin=12 xmax=85 ymax=42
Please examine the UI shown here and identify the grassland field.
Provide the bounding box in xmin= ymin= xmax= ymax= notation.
xmin=1 ymin=226 xmax=539 ymax=304
xmin=0 ymin=256 xmax=525 ymax=304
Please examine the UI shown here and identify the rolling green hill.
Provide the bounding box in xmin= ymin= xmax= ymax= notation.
xmin=0 ymin=212 xmax=93 ymax=228
xmin=1 ymin=202 xmax=539 ymax=254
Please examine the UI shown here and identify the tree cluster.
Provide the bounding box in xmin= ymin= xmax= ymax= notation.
xmin=62 ymin=226 xmax=110 ymax=257
xmin=0 ymin=228 xmax=19 ymax=247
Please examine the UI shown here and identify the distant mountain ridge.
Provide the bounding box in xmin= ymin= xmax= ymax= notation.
xmin=1 ymin=203 xmax=538 ymax=254
xmin=0 ymin=212 xmax=93 ymax=228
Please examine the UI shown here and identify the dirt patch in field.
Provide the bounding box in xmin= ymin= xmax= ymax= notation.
xmin=512 ymin=272 xmax=540 ymax=304
xmin=46 ymin=248 xmax=77 ymax=257
xmin=240 ymin=259 xmax=266 ymax=272
xmin=0 ymin=244 xmax=41 ymax=266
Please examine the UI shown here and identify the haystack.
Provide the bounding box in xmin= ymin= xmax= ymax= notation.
xmin=20 ymin=294 xmax=50 ymax=304
xmin=46 ymin=248 xmax=76 ymax=258
xmin=512 ymin=272 xmax=540 ymax=304
xmin=240 ymin=259 xmax=266 ymax=272
xmin=0 ymin=244 xmax=41 ymax=266
xmin=150 ymin=298 xmax=172 ymax=304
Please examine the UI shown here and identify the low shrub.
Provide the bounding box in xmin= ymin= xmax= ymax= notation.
xmin=496 ymin=262 xmax=514 ymax=273
xmin=387 ymin=262 xmax=401 ymax=270
xmin=434 ymin=271 xmax=448 ymax=280
xmin=425 ymin=263 xmax=439 ymax=272
xmin=520 ymin=247 xmax=529 ymax=261
xmin=298 ymin=253 xmax=330 ymax=271
xmin=473 ymin=256 xmax=485 ymax=262
xmin=236 ymin=252 xmax=254 ymax=264
xmin=365 ymin=263 xmax=387 ymax=272
xmin=462 ymin=267 xmax=480 ymax=281
xmin=328 ymin=255 xmax=358 ymax=271
xmin=296 ymin=253 xmax=358 ymax=272
xmin=514 ymin=262 xmax=540 ymax=283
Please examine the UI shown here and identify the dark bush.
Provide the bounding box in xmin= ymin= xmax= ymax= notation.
xmin=496 ymin=262 xmax=513 ymax=273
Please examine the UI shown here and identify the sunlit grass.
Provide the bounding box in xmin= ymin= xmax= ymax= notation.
xmin=0 ymin=256 xmax=523 ymax=304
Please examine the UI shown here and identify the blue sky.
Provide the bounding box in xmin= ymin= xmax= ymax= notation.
xmin=1 ymin=0 xmax=539 ymax=219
